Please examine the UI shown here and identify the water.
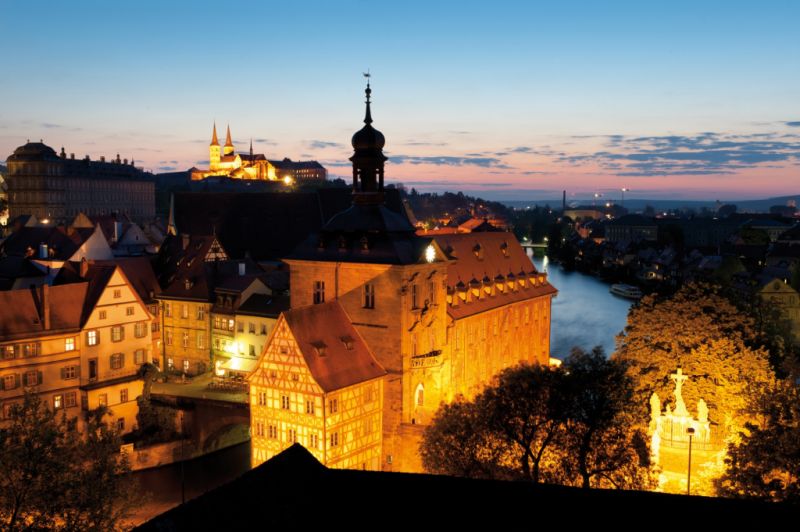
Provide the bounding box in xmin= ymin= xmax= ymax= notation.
xmin=530 ymin=254 xmax=632 ymax=359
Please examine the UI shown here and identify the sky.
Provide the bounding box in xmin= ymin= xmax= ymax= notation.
xmin=1 ymin=0 xmax=798 ymax=201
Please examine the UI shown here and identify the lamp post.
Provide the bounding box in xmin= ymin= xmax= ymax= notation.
xmin=686 ymin=426 xmax=695 ymax=496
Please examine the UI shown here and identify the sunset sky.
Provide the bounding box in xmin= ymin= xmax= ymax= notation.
xmin=1 ymin=0 xmax=798 ymax=201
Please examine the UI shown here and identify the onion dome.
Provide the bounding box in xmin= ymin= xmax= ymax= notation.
xmin=351 ymin=82 xmax=385 ymax=151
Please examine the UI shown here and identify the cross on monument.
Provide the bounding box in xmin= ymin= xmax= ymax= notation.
xmin=670 ymin=368 xmax=689 ymax=416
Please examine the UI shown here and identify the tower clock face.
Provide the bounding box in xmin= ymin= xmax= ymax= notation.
xmin=425 ymin=244 xmax=436 ymax=263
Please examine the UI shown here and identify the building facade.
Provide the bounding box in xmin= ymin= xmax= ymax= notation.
xmin=5 ymin=142 xmax=155 ymax=224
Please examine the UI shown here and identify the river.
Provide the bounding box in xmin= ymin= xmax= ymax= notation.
xmin=530 ymin=254 xmax=632 ymax=359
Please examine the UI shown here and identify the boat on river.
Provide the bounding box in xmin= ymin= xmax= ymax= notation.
xmin=609 ymin=283 xmax=643 ymax=300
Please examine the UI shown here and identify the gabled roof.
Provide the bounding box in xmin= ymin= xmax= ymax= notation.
xmin=154 ymin=235 xmax=224 ymax=301
xmin=236 ymin=293 xmax=290 ymax=318
xmin=280 ymin=301 xmax=385 ymax=392
xmin=106 ymin=257 xmax=160 ymax=303
xmin=0 ymin=283 xmax=88 ymax=340
xmin=0 ymin=225 xmax=96 ymax=260
xmin=433 ymin=232 xmax=557 ymax=319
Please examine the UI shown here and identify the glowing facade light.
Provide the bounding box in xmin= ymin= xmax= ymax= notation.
xmin=283 ymin=175 xmax=293 ymax=185
xmin=425 ymin=244 xmax=436 ymax=263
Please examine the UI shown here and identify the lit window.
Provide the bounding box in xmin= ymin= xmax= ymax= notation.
xmin=53 ymin=394 xmax=63 ymax=409
xmin=416 ymin=383 xmax=425 ymax=406
xmin=110 ymin=353 xmax=124 ymax=370
xmin=98 ymin=393 xmax=108 ymax=407
xmin=363 ymin=283 xmax=375 ymax=309
xmin=181 ymin=305 xmax=188 ymax=319
xmin=167 ymin=357 xmax=174 ymax=370
xmin=196 ymin=332 xmax=205 ymax=349
xmin=182 ymin=333 xmax=189 ymax=348
xmin=64 ymin=337 xmax=75 ymax=351
xmin=313 ymin=281 xmax=325 ymax=304
xmin=196 ymin=307 xmax=205 ymax=321
xmin=111 ymin=325 xmax=124 ymax=342
xmin=183 ymin=359 xmax=189 ymax=373
xmin=87 ymin=330 xmax=98 ymax=346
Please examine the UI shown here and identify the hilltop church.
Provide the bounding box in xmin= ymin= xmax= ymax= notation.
xmin=249 ymin=82 xmax=557 ymax=472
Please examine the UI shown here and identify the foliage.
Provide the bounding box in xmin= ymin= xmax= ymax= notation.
xmin=612 ymin=282 xmax=774 ymax=433
xmin=421 ymin=348 xmax=656 ymax=490
xmin=717 ymin=381 xmax=800 ymax=503
xmin=128 ymin=363 xmax=178 ymax=445
xmin=0 ymin=392 xmax=140 ymax=531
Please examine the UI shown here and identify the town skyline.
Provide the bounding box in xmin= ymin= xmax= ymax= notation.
xmin=1 ymin=0 xmax=799 ymax=201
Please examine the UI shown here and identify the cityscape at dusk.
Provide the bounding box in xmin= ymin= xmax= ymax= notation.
xmin=1 ymin=1 xmax=799 ymax=530
xmin=1 ymin=1 xmax=799 ymax=200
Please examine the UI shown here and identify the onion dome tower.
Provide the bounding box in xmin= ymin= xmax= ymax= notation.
xmin=349 ymin=79 xmax=387 ymax=205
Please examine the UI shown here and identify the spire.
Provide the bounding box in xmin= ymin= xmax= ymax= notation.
xmin=249 ymin=138 xmax=253 ymax=158
xmin=225 ymin=124 xmax=233 ymax=147
xmin=364 ymin=79 xmax=373 ymax=125
xmin=350 ymin=74 xmax=387 ymax=206
xmin=211 ymin=122 xmax=219 ymax=146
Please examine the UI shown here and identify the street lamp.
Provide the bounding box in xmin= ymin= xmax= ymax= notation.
xmin=621 ymin=188 xmax=629 ymax=208
xmin=686 ymin=426 xmax=696 ymax=496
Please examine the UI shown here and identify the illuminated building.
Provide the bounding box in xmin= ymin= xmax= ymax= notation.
xmin=5 ymin=141 xmax=155 ymax=224
xmin=191 ymin=124 xmax=326 ymax=182
xmin=0 ymin=260 xmax=155 ymax=435
xmin=250 ymin=82 xmax=556 ymax=472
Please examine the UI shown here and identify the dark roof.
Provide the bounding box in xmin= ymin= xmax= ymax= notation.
xmin=0 ymin=284 xmax=87 ymax=340
xmin=0 ymin=226 xmax=96 ymax=260
xmin=6 ymin=142 xmax=60 ymax=162
xmin=106 ymin=257 xmax=160 ymax=303
xmin=236 ymin=293 xmax=290 ymax=318
xmin=778 ymin=223 xmax=800 ymax=241
xmin=0 ymin=256 xmax=46 ymax=288
xmin=154 ymin=235 xmax=225 ymax=301
xmin=433 ymin=232 xmax=557 ymax=319
xmin=279 ymin=301 xmax=386 ymax=392
xmin=171 ymin=189 xmax=405 ymax=261
xmin=607 ymin=214 xmax=657 ymax=226
xmin=267 ymin=158 xmax=325 ymax=170
xmin=137 ymin=444 xmax=797 ymax=531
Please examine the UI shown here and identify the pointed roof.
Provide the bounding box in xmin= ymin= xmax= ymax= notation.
xmin=211 ymin=122 xmax=220 ymax=146
xmin=225 ymin=125 xmax=234 ymax=147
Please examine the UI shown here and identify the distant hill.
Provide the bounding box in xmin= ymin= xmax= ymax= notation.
xmin=504 ymin=194 xmax=800 ymax=213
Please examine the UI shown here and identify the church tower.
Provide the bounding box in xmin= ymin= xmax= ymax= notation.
xmin=223 ymin=124 xmax=235 ymax=156
xmin=349 ymin=80 xmax=387 ymax=205
xmin=209 ymin=122 xmax=221 ymax=170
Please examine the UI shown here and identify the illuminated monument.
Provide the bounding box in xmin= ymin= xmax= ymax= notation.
xmin=249 ymin=80 xmax=557 ymax=472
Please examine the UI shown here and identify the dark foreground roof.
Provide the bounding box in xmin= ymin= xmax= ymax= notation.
xmin=137 ymin=444 xmax=795 ymax=531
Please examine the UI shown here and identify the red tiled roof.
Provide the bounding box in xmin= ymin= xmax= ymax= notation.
xmin=282 ymin=301 xmax=385 ymax=392
xmin=0 ymin=283 xmax=88 ymax=340
xmin=433 ymin=232 xmax=557 ymax=320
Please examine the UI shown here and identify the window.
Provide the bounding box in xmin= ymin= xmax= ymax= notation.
xmin=260 ymin=324 xmax=267 ymax=335
xmin=134 ymin=349 xmax=146 ymax=365
xmin=2 ymin=346 xmax=14 ymax=359
xmin=196 ymin=307 xmax=205 ymax=321
xmin=164 ymin=303 xmax=172 ymax=318
xmin=181 ymin=305 xmax=188 ymax=319
xmin=165 ymin=330 xmax=173 ymax=346
xmin=249 ymin=344 xmax=256 ymax=357
xmin=87 ymin=330 xmax=98 ymax=346
xmin=126 ymin=306 xmax=134 ymax=316
xmin=110 ymin=353 xmax=124 ymax=370
xmin=411 ymin=284 xmax=419 ymax=309
xmin=329 ymin=398 xmax=338 ymax=414
xmin=237 ymin=321 xmax=244 ymax=333
xmin=167 ymin=357 xmax=174 ymax=370
xmin=111 ymin=325 xmax=124 ymax=342
xmin=288 ymin=428 xmax=297 ymax=443
xmin=120 ymin=389 xmax=128 ymax=403
xmin=113 ymin=289 xmax=121 ymax=299
xmin=268 ymin=425 xmax=278 ymax=439
xmin=99 ymin=310 xmax=107 ymax=320
xmin=248 ymin=322 xmax=255 ymax=334
xmin=309 ymin=433 xmax=318 ymax=449
xmin=117 ymin=418 xmax=125 ymax=431
xmin=24 ymin=370 xmax=39 ymax=387
xmin=365 ymin=387 xmax=374 ymax=403
xmin=313 ymin=281 xmax=325 ymax=304
xmin=429 ymin=281 xmax=436 ymax=305
xmin=64 ymin=392 xmax=76 ymax=408
xmin=53 ymin=394 xmax=63 ymax=409
xmin=281 ymin=395 xmax=290 ymax=410
xmin=98 ymin=393 xmax=108 ymax=407
xmin=183 ymin=359 xmax=190 ymax=373
xmin=258 ymin=392 xmax=267 ymax=406
xmin=330 ymin=432 xmax=339 ymax=447
xmin=363 ymin=283 xmax=375 ymax=309
xmin=64 ymin=337 xmax=75 ymax=351
xmin=62 ymin=366 xmax=77 ymax=380
xmin=416 ymin=383 xmax=425 ymax=406
xmin=134 ymin=322 xmax=147 ymax=338
xmin=88 ymin=359 xmax=98 ymax=380
xmin=3 ymin=374 xmax=17 ymax=390
xmin=306 ymin=400 xmax=315 ymax=415
xmin=196 ymin=332 xmax=205 ymax=349
xmin=182 ymin=332 xmax=189 ymax=348
xmin=227 ymin=319 xmax=235 ymax=331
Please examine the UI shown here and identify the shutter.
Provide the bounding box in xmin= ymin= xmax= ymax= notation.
xmin=0 ymin=377 xmax=4 ymax=391
xmin=61 ymin=367 xmax=66 ymax=380
xmin=38 ymin=371 xmax=43 ymax=385
xmin=120 ymin=353 xmax=125 ymax=366
xmin=14 ymin=374 xmax=21 ymax=389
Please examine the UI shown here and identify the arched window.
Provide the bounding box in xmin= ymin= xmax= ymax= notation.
xmin=415 ymin=383 xmax=424 ymax=407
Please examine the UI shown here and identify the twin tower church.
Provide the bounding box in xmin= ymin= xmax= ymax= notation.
xmin=248 ymin=82 xmax=557 ymax=472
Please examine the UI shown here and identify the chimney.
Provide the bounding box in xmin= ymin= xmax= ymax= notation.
xmin=80 ymin=257 xmax=89 ymax=277
xmin=238 ymin=262 xmax=246 ymax=276
xmin=38 ymin=242 xmax=48 ymax=259
xmin=182 ymin=234 xmax=190 ymax=250
xmin=42 ymin=284 xmax=51 ymax=330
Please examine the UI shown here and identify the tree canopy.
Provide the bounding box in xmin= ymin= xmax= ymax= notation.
xmin=0 ymin=393 xmax=140 ymax=531
xmin=612 ymin=283 xmax=774 ymax=432
xmin=421 ymin=348 xmax=655 ymax=490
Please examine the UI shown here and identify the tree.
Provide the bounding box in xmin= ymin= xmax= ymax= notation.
xmin=0 ymin=393 xmax=140 ymax=531
xmin=421 ymin=351 xmax=655 ymax=490
xmin=613 ymin=283 xmax=774 ymax=433
xmin=717 ymin=381 xmax=800 ymax=502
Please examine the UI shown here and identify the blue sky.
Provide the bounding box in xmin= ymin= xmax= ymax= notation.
xmin=1 ymin=0 xmax=798 ymax=200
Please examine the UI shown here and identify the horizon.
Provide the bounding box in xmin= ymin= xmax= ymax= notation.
xmin=1 ymin=1 xmax=799 ymax=201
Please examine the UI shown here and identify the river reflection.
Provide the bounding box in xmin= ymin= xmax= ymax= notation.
xmin=530 ymin=254 xmax=632 ymax=359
